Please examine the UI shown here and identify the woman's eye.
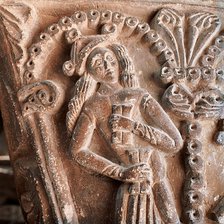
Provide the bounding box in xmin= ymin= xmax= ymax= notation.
xmin=95 ymin=59 xmax=103 ymax=66
xmin=106 ymin=55 xmax=113 ymax=61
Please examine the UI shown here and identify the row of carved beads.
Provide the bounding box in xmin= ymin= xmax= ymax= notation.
xmin=182 ymin=122 xmax=204 ymax=223
xmin=201 ymin=33 xmax=224 ymax=68
xmin=142 ymin=31 xmax=176 ymax=67
xmin=159 ymin=66 xmax=223 ymax=85
xmin=23 ymin=10 xmax=154 ymax=84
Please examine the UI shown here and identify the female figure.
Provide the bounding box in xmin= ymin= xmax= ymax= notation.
xmin=66 ymin=41 xmax=183 ymax=223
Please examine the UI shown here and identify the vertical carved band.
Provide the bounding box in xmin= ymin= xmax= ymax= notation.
xmin=181 ymin=122 xmax=204 ymax=223
xmin=17 ymin=81 xmax=79 ymax=223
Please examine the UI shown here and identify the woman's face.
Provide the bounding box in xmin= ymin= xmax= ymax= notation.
xmin=87 ymin=47 xmax=119 ymax=83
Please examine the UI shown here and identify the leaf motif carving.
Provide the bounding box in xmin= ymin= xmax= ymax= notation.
xmin=151 ymin=9 xmax=221 ymax=68
xmin=187 ymin=12 xmax=221 ymax=67
xmin=151 ymin=8 xmax=185 ymax=67
xmin=0 ymin=3 xmax=37 ymax=75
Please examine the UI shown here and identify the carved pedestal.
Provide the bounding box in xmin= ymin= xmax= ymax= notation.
xmin=0 ymin=1 xmax=224 ymax=223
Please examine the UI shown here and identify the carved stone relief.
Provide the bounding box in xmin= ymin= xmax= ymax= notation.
xmin=0 ymin=1 xmax=224 ymax=223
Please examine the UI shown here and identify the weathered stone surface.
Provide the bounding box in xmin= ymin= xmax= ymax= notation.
xmin=0 ymin=154 xmax=24 ymax=223
xmin=0 ymin=205 xmax=24 ymax=224
xmin=0 ymin=1 xmax=224 ymax=223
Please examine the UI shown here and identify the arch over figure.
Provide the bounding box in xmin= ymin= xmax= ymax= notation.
xmin=65 ymin=35 xmax=183 ymax=224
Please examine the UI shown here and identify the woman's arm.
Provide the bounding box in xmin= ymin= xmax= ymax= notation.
xmin=70 ymin=109 xmax=152 ymax=182
xmin=109 ymin=93 xmax=183 ymax=153
xmin=70 ymin=109 xmax=124 ymax=181
xmin=139 ymin=93 xmax=183 ymax=153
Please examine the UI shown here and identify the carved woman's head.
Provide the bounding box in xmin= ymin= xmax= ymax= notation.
xmin=85 ymin=44 xmax=138 ymax=88
xmin=86 ymin=47 xmax=119 ymax=84
xmin=66 ymin=43 xmax=139 ymax=136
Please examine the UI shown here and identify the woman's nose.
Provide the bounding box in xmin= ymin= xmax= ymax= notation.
xmin=104 ymin=60 xmax=111 ymax=69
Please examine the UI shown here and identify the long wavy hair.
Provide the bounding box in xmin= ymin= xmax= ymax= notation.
xmin=66 ymin=44 xmax=139 ymax=136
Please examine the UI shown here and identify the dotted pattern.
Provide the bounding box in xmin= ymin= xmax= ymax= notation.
xmin=181 ymin=121 xmax=205 ymax=224
xmin=201 ymin=32 xmax=224 ymax=68
xmin=23 ymin=10 xmax=175 ymax=86
xmin=159 ymin=66 xmax=220 ymax=85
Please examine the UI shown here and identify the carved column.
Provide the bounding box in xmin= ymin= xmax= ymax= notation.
xmin=0 ymin=1 xmax=224 ymax=224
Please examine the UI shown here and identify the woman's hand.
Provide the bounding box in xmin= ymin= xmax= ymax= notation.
xmin=119 ymin=163 xmax=151 ymax=183
xmin=109 ymin=114 xmax=135 ymax=132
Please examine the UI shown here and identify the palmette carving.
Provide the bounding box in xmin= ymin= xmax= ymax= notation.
xmin=150 ymin=8 xmax=224 ymax=224
xmin=151 ymin=11 xmax=224 ymax=151
xmin=0 ymin=3 xmax=224 ymax=224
